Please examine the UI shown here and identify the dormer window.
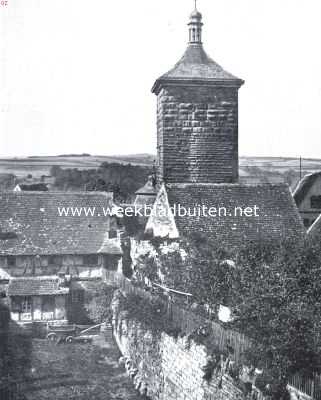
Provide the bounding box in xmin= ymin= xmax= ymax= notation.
xmin=310 ymin=195 xmax=321 ymax=209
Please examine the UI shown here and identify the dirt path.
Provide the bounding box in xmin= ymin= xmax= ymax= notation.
xmin=20 ymin=335 xmax=142 ymax=400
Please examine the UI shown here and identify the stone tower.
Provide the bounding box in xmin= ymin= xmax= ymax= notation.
xmin=152 ymin=6 xmax=244 ymax=184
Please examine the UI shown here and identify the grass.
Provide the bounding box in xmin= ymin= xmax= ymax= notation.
xmin=18 ymin=338 xmax=142 ymax=400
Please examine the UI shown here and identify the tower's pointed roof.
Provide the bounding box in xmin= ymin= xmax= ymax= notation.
xmin=152 ymin=6 xmax=244 ymax=94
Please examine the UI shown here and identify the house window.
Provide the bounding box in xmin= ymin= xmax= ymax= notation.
xmin=11 ymin=296 xmax=33 ymax=320
xmin=11 ymin=297 xmax=22 ymax=313
xmin=7 ymin=256 xmax=16 ymax=267
xmin=42 ymin=297 xmax=55 ymax=313
xmin=21 ymin=296 xmax=32 ymax=313
xmin=48 ymin=255 xmax=62 ymax=266
xmin=83 ymin=255 xmax=98 ymax=265
xmin=104 ymin=255 xmax=118 ymax=271
xmin=42 ymin=297 xmax=55 ymax=320
xmin=310 ymin=195 xmax=321 ymax=209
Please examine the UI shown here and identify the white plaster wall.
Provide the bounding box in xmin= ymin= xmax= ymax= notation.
xmin=33 ymin=297 xmax=42 ymax=320
xmin=55 ymin=296 xmax=66 ymax=320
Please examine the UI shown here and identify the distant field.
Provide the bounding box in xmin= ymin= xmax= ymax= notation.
xmin=240 ymin=156 xmax=321 ymax=172
xmin=0 ymin=154 xmax=155 ymax=178
xmin=0 ymin=154 xmax=321 ymax=186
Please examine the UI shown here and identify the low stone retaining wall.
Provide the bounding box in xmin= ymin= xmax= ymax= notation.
xmin=111 ymin=290 xmax=315 ymax=400
xmin=112 ymin=293 xmax=245 ymax=400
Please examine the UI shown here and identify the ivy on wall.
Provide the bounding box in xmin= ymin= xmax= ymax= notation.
xmin=132 ymin=234 xmax=321 ymax=399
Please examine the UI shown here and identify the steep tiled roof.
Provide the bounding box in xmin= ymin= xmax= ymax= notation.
xmin=165 ymin=183 xmax=305 ymax=247
xmin=0 ymin=192 xmax=122 ymax=255
xmin=152 ymin=44 xmax=244 ymax=94
xmin=8 ymin=276 xmax=69 ymax=296
xmin=293 ymin=172 xmax=321 ymax=206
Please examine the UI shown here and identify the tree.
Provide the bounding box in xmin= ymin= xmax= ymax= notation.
xmin=283 ymin=169 xmax=300 ymax=189
xmin=135 ymin=235 xmax=321 ymax=398
xmin=49 ymin=165 xmax=62 ymax=177
xmin=134 ymin=235 xmax=235 ymax=307
xmin=85 ymin=282 xmax=116 ymax=324
xmin=228 ymin=238 xmax=321 ymax=395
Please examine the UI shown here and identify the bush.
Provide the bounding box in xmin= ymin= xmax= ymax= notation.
xmin=85 ymin=282 xmax=117 ymax=324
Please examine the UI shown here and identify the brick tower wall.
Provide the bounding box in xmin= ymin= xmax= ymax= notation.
xmin=156 ymin=85 xmax=239 ymax=184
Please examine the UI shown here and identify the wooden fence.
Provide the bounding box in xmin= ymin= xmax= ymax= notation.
xmin=288 ymin=374 xmax=321 ymax=400
xmin=0 ymin=382 xmax=20 ymax=400
xmin=168 ymin=303 xmax=252 ymax=365
xmin=114 ymin=273 xmax=252 ymax=364
xmin=113 ymin=273 xmax=319 ymax=399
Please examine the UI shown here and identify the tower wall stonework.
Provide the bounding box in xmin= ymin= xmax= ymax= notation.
xmin=157 ymin=85 xmax=239 ymax=184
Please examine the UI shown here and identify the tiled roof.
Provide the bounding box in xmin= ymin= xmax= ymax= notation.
xmin=135 ymin=178 xmax=157 ymax=196
xmin=8 ymin=276 xmax=69 ymax=296
xmin=135 ymin=178 xmax=157 ymax=206
xmin=293 ymin=172 xmax=321 ymax=206
xmin=152 ymin=44 xmax=244 ymax=94
xmin=0 ymin=192 xmax=122 ymax=255
xmin=165 ymin=183 xmax=305 ymax=247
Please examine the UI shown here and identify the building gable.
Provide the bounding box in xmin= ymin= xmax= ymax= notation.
xmin=293 ymin=172 xmax=321 ymax=228
xmin=145 ymin=184 xmax=179 ymax=239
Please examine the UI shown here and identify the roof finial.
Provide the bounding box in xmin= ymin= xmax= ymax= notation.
xmin=188 ymin=1 xmax=203 ymax=44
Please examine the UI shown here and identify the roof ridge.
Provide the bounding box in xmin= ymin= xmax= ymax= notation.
xmin=0 ymin=190 xmax=113 ymax=196
xmin=11 ymin=275 xmax=59 ymax=281
xmin=166 ymin=183 xmax=289 ymax=188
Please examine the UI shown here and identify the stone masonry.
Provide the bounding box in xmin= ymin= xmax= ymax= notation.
xmin=156 ymin=85 xmax=239 ymax=184
xmin=152 ymin=7 xmax=243 ymax=184
xmin=113 ymin=310 xmax=245 ymax=400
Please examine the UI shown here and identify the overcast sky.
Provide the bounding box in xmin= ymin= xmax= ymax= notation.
xmin=1 ymin=0 xmax=321 ymax=158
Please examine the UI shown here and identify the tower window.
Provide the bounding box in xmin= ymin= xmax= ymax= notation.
xmin=192 ymin=28 xmax=196 ymax=41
